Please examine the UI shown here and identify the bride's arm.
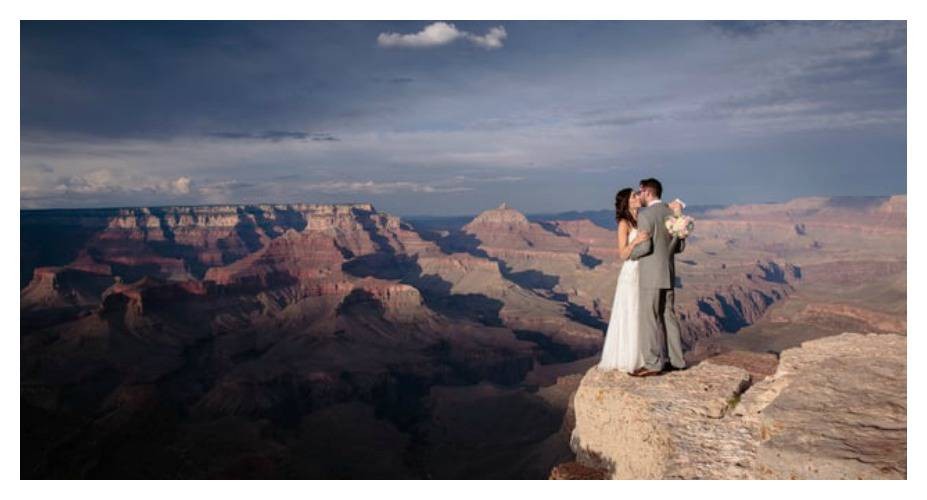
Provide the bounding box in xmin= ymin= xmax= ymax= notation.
xmin=618 ymin=220 xmax=650 ymax=260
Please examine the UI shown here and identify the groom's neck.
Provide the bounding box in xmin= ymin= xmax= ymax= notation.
xmin=647 ymin=198 xmax=662 ymax=207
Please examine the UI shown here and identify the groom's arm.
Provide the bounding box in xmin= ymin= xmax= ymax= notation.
xmin=673 ymin=236 xmax=685 ymax=254
xmin=629 ymin=238 xmax=651 ymax=260
xmin=629 ymin=211 xmax=653 ymax=260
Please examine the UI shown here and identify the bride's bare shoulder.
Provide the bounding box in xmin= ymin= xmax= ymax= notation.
xmin=617 ymin=218 xmax=631 ymax=235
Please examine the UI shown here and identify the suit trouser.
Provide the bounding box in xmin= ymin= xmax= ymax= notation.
xmin=639 ymin=287 xmax=686 ymax=370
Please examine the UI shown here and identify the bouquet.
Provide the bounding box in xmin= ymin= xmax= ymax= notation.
xmin=665 ymin=198 xmax=695 ymax=239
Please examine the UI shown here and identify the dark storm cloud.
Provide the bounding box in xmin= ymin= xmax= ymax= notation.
xmin=22 ymin=21 xmax=419 ymax=139
xmin=20 ymin=21 xmax=514 ymax=140
xmin=310 ymin=133 xmax=340 ymax=142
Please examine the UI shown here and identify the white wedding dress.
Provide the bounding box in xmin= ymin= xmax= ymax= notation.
xmin=597 ymin=228 xmax=646 ymax=372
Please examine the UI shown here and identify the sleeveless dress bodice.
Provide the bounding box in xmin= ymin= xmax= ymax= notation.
xmin=597 ymin=227 xmax=645 ymax=372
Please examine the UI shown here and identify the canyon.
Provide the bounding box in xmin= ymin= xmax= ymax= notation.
xmin=20 ymin=195 xmax=906 ymax=478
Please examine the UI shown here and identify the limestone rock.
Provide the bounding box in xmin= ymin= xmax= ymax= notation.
xmin=570 ymin=363 xmax=754 ymax=479
xmin=705 ymin=350 xmax=779 ymax=383
xmin=464 ymin=203 xmax=531 ymax=229
xmin=740 ymin=333 xmax=906 ymax=479
xmin=569 ymin=332 xmax=906 ymax=479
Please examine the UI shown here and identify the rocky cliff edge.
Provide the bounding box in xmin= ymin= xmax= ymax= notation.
xmin=564 ymin=333 xmax=906 ymax=479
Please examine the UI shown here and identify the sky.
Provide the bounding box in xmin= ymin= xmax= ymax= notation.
xmin=21 ymin=21 xmax=906 ymax=215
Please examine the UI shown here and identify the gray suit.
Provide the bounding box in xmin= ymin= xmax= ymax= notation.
xmin=629 ymin=201 xmax=686 ymax=370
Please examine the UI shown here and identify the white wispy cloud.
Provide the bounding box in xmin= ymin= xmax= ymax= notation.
xmin=169 ymin=176 xmax=193 ymax=194
xmin=465 ymin=26 xmax=507 ymax=49
xmin=449 ymin=175 xmax=525 ymax=183
xmin=301 ymin=180 xmax=472 ymax=194
xmin=377 ymin=22 xmax=507 ymax=50
xmin=21 ymin=165 xmax=198 ymax=207
xmin=46 ymin=170 xmax=193 ymax=197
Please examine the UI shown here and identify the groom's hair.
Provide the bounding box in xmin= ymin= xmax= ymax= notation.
xmin=640 ymin=178 xmax=663 ymax=198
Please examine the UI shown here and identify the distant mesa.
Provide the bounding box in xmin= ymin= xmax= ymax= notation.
xmin=878 ymin=194 xmax=906 ymax=214
xmin=464 ymin=202 xmax=530 ymax=229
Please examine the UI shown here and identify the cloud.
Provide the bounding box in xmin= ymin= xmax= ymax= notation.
xmin=197 ymin=179 xmax=255 ymax=193
xmin=449 ymin=174 xmax=525 ymax=183
xmin=25 ymin=162 xmax=54 ymax=173
xmin=170 ymin=176 xmax=192 ymax=194
xmin=377 ymin=22 xmax=460 ymax=48
xmin=686 ymin=26 xmax=906 ymax=134
xmin=377 ymin=22 xmax=507 ymax=50
xmin=167 ymin=175 xmax=507 ymax=205
xmin=579 ymin=113 xmax=662 ymax=127
xmin=310 ymin=133 xmax=340 ymax=142
xmin=301 ymin=180 xmax=472 ymax=195
xmin=206 ymin=130 xmax=339 ymax=142
xmin=20 ymin=164 xmax=199 ymax=206
xmin=20 ymin=21 xmax=905 ymax=213
xmin=54 ymin=172 xmax=195 ymax=196
xmin=466 ymin=26 xmax=508 ymax=49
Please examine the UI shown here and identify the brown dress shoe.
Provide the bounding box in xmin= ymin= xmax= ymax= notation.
xmin=630 ymin=367 xmax=662 ymax=377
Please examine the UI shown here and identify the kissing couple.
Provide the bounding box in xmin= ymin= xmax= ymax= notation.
xmin=597 ymin=178 xmax=688 ymax=377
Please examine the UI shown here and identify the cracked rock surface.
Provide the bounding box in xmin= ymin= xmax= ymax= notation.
xmin=569 ymin=332 xmax=906 ymax=479
xmin=570 ymin=362 xmax=754 ymax=479
xmin=739 ymin=333 xmax=906 ymax=479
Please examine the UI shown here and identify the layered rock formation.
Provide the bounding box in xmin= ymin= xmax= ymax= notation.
xmin=570 ymin=361 xmax=755 ymax=479
xmin=452 ymin=203 xmax=798 ymax=350
xmin=567 ymin=333 xmax=906 ymax=479
xmin=736 ymin=333 xmax=906 ymax=479
xmin=21 ymin=203 xmax=371 ymax=285
xmin=21 ymin=195 xmax=906 ymax=479
xmin=21 ymin=202 xmax=600 ymax=478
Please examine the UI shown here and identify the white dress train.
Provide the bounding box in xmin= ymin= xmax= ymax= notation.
xmin=597 ymin=228 xmax=646 ymax=372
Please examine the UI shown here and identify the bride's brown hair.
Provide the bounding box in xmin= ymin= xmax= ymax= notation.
xmin=614 ymin=188 xmax=637 ymax=229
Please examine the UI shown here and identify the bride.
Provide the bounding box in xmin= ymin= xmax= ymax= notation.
xmin=597 ymin=188 xmax=651 ymax=373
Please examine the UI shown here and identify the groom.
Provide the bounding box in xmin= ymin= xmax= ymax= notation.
xmin=629 ymin=178 xmax=687 ymax=375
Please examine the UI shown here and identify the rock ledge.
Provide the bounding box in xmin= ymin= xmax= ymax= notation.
xmin=567 ymin=333 xmax=906 ymax=479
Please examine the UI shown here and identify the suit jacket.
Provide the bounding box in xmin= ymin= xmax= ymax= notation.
xmin=629 ymin=202 xmax=685 ymax=289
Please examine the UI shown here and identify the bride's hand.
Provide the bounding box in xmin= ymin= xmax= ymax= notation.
xmin=633 ymin=231 xmax=651 ymax=245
